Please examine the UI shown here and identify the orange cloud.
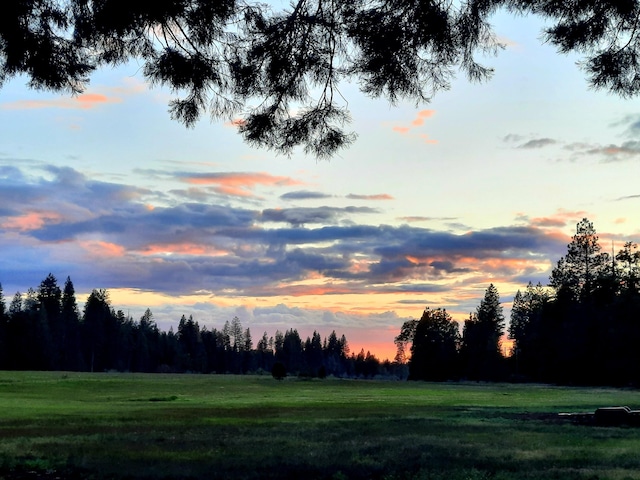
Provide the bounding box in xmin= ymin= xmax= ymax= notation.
xmin=79 ymin=240 xmax=126 ymax=258
xmin=2 ymin=92 xmax=122 ymax=111
xmin=392 ymin=109 xmax=437 ymax=143
xmin=76 ymin=93 xmax=113 ymax=108
xmin=181 ymin=172 xmax=303 ymax=197
xmin=1 ymin=78 xmax=146 ymax=112
xmin=419 ymin=133 xmax=438 ymax=144
xmin=411 ymin=109 xmax=436 ymax=126
xmin=392 ymin=126 xmax=410 ymax=134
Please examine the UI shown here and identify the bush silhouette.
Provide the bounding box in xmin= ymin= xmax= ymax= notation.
xmin=271 ymin=362 xmax=286 ymax=380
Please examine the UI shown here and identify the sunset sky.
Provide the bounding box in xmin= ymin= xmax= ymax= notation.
xmin=1 ymin=10 xmax=639 ymax=361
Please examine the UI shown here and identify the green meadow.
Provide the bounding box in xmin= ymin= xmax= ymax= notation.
xmin=1 ymin=372 xmax=640 ymax=479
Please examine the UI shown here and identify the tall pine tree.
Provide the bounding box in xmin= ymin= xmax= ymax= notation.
xmin=461 ymin=284 xmax=505 ymax=380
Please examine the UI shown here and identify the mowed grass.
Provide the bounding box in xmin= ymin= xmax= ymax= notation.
xmin=1 ymin=372 xmax=640 ymax=479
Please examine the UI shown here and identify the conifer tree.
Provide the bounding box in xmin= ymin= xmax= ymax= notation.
xmin=408 ymin=308 xmax=460 ymax=381
xmin=461 ymin=284 xmax=504 ymax=380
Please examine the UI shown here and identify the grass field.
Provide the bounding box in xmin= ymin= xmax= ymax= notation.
xmin=1 ymin=372 xmax=640 ymax=479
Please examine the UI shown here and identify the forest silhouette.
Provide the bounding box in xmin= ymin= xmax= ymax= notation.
xmin=0 ymin=218 xmax=638 ymax=385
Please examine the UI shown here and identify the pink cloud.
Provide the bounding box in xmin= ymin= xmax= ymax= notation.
xmin=225 ymin=118 xmax=247 ymax=129
xmin=138 ymin=243 xmax=230 ymax=257
xmin=0 ymin=211 xmax=63 ymax=231
xmin=517 ymin=209 xmax=590 ymax=229
xmin=181 ymin=172 xmax=304 ymax=197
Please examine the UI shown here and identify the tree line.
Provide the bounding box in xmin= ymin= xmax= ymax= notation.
xmin=0 ymin=279 xmax=399 ymax=378
xmin=400 ymin=218 xmax=640 ymax=386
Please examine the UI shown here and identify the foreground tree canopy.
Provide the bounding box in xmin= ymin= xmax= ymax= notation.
xmin=3 ymin=0 xmax=640 ymax=156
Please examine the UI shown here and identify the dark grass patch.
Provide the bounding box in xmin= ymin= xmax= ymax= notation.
xmin=130 ymin=395 xmax=179 ymax=403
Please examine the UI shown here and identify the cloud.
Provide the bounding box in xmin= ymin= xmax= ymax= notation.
xmin=0 ymin=80 xmax=149 ymax=111
xmin=1 ymin=93 xmax=122 ymax=111
xmin=610 ymin=114 xmax=640 ymax=137
xmin=503 ymin=134 xmax=525 ymax=143
xmin=280 ymin=190 xmax=333 ymax=200
xmin=517 ymin=138 xmax=558 ymax=149
xmin=429 ymin=260 xmax=470 ymax=274
xmin=179 ymin=172 xmax=303 ymax=197
xmin=346 ymin=193 xmax=394 ymax=201
xmin=411 ymin=110 xmax=435 ymax=126
xmin=616 ymin=194 xmax=640 ymax=201
xmin=398 ymin=216 xmax=458 ymax=223
xmin=586 ymin=141 xmax=640 ymax=161
xmin=391 ymin=110 xmax=437 ymax=143
xmin=261 ymin=206 xmax=379 ymax=226
xmin=0 ymin=79 xmax=148 ymax=130
xmin=0 ymin=163 xmax=580 ymax=320
xmin=515 ymin=210 xmax=588 ymax=228
xmin=0 ymin=210 xmax=64 ymax=232
xmin=418 ymin=134 xmax=438 ymax=144
xmin=396 ymin=299 xmax=432 ymax=305
xmin=526 ymin=216 xmax=567 ymax=228
xmin=225 ymin=118 xmax=247 ymax=129
xmin=495 ymin=35 xmax=520 ymax=49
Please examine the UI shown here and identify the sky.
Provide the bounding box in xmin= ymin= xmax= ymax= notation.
xmin=1 ymin=10 xmax=639 ymax=361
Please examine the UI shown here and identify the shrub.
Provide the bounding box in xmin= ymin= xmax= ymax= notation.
xmin=271 ymin=362 xmax=286 ymax=380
